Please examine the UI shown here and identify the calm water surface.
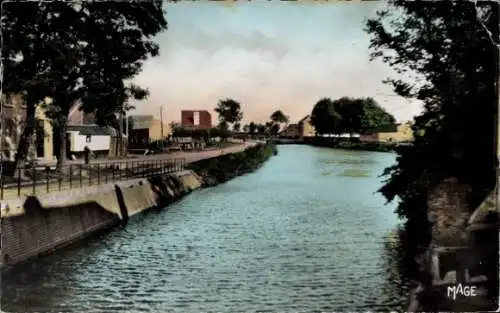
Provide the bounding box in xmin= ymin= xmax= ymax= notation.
xmin=2 ymin=145 xmax=410 ymax=313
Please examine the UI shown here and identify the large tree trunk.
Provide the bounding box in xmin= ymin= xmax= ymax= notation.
xmin=56 ymin=116 xmax=68 ymax=172
xmin=11 ymin=98 xmax=37 ymax=176
xmin=55 ymin=99 xmax=70 ymax=172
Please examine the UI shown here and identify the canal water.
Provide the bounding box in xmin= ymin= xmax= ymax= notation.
xmin=2 ymin=145 xmax=410 ymax=313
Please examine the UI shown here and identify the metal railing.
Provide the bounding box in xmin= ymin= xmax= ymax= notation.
xmin=0 ymin=158 xmax=185 ymax=200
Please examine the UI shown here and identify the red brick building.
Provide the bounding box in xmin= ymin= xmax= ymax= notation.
xmin=181 ymin=110 xmax=212 ymax=129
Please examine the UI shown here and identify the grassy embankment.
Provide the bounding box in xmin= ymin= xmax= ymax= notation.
xmin=187 ymin=143 xmax=277 ymax=187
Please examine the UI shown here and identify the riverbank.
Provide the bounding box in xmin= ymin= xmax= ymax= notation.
xmin=274 ymin=137 xmax=405 ymax=153
xmin=0 ymin=142 xmax=275 ymax=267
xmin=187 ymin=142 xmax=276 ymax=187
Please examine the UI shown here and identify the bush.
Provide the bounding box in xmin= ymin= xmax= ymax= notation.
xmin=187 ymin=143 xmax=275 ymax=186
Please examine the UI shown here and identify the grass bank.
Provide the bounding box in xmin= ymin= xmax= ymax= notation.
xmin=187 ymin=143 xmax=276 ymax=187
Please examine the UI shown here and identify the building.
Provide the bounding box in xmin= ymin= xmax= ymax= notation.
xmin=64 ymin=102 xmax=120 ymax=157
xmin=128 ymin=115 xmax=171 ymax=148
xmin=280 ymin=123 xmax=299 ymax=138
xmin=68 ymin=101 xmax=96 ymax=125
xmin=297 ymin=115 xmax=315 ymax=139
xmin=181 ymin=110 xmax=212 ymax=129
xmin=1 ymin=95 xmax=123 ymax=161
xmin=66 ymin=125 xmax=117 ymax=157
xmin=1 ymin=93 xmax=54 ymax=162
xmin=359 ymin=123 xmax=414 ymax=143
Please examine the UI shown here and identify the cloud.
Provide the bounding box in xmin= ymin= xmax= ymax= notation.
xmin=131 ymin=2 xmax=422 ymax=125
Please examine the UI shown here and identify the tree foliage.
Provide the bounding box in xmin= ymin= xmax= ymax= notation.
xmin=270 ymin=110 xmax=289 ymax=124
xmin=214 ymin=98 xmax=243 ymax=129
xmin=310 ymin=97 xmax=395 ymax=136
xmin=1 ymin=1 xmax=167 ymax=169
xmin=365 ymin=1 xmax=498 ymax=235
xmin=256 ymin=123 xmax=266 ymax=134
xmin=248 ymin=122 xmax=257 ymax=134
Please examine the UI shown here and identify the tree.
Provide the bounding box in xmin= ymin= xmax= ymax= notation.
xmin=242 ymin=124 xmax=250 ymax=133
xmin=270 ymin=123 xmax=280 ymax=136
xmin=214 ymin=98 xmax=243 ymax=130
xmin=365 ymin=1 xmax=498 ymax=243
xmin=248 ymin=122 xmax=257 ymax=134
xmin=233 ymin=122 xmax=241 ymax=132
xmin=332 ymin=97 xmax=395 ymax=135
xmin=256 ymin=123 xmax=266 ymax=135
xmin=357 ymin=97 xmax=396 ymax=133
xmin=310 ymin=98 xmax=342 ymax=135
xmin=270 ymin=110 xmax=289 ymax=132
xmin=2 ymin=2 xmax=62 ymax=171
xmin=1 ymin=1 xmax=168 ymax=170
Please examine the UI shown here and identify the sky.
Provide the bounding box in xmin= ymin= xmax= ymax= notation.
xmin=131 ymin=1 xmax=423 ymax=125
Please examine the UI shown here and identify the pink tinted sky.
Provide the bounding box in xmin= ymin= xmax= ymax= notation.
xmin=130 ymin=1 xmax=423 ymax=125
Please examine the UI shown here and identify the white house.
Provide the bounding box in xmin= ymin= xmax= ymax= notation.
xmin=67 ymin=124 xmax=117 ymax=156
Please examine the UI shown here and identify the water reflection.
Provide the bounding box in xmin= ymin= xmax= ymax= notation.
xmin=2 ymin=145 xmax=411 ymax=313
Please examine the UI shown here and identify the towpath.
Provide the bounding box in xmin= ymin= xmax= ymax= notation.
xmin=1 ymin=141 xmax=260 ymax=200
xmin=37 ymin=141 xmax=259 ymax=167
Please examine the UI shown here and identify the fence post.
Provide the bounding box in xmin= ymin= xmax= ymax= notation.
xmin=97 ymin=164 xmax=101 ymax=185
xmin=46 ymin=167 xmax=49 ymax=193
xmin=17 ymin=167 xmax=21 ymax=197
xmin=32 ymin=166 xmax=36 ymax=195
xmin=105 ymin=164 xmax=108 ymax=184
xmin=88 ymin=164 xmax=92 ymax=186
xmin=125 ymin=161 xmax=128 ymax=179
xmin=58 ymin=170 xmax=62 ymax=191
xmin=69 ymin=165 xmax=73 ymax=189
xmin=112 ymin=163 xmax=115 ymax=182
xmin=142 ymin=161 xmax=146 ymax=178
xmin=1 ymin=173 xmax=3 ymax=200
xmin=79 ymin=164 xmax=83 ymax=188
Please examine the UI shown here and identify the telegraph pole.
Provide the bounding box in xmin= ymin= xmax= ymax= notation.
xmin=119 ymin=104 xmax=124 ymax=158
xmin=160 ymin=105 xmax=164 ymax=138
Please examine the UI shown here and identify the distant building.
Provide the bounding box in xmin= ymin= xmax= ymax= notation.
xmin=359 ymin=123 xmax=413 ymax=143
xmin=128 ymin=115 xmax=171 ymax=147
xmin=181 ymin=110 xmax=212 ymax=129
xmin=297 ymin=115 xmax=315 ymax=139
xmin=280 ymin=123 xmax=299 ymax=138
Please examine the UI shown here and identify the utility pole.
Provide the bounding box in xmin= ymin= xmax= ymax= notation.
xmin=119 ymin=105 xmax=124 ymax=158
xmin=160 ymin=105 xmax=164 ymax=138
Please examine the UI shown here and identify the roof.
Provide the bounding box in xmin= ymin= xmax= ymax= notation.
xmin=67 ymin=124 xmax=117 ymax=136
xmin=128 ymin=115 xmax=154 ymax=130
xmin=181 ymin=110 xmax=210 ymax=114
xmin=298 ymin=115 xmax=310 ymax=124
xmin=280 ymin=124 xmax=298 ymax=133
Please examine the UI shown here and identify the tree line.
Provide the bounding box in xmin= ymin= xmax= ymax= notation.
xmin=242 ymin=97 xmax=395 ymax=137
xmin=179 ymin=95 xmax=396 ymax=140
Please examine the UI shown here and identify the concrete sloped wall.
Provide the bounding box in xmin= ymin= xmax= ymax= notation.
xmin=0 ymin=170 xmax=202 ymax=267
xmin=1 ymin=200 xmax=119 ymax=265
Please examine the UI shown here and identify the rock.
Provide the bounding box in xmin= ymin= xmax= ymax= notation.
xmin=427 ymin=177 xmax=472 ymax=246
